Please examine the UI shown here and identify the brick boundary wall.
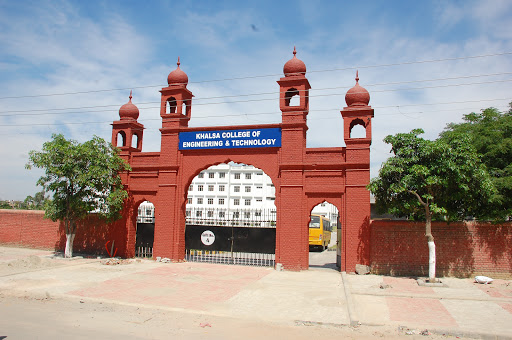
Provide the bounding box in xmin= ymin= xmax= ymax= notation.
xmin=2 ymin=209 xmax=511 ymax=278
xmin=0 ymin=209 xmax=123 ymax=256
xmin=370 ymin=220 xmax=512 ymax=279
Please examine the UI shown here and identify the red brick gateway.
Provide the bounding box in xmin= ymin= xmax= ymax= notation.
xmin=111 ymin=49 xmax=374 ymax=271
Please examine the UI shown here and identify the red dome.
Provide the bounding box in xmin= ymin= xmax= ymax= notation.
xmin=167 ymin=57 xmax=188 ymax=86
xmin=283 ymin=47 xmax=306 ymax=77
xmin=345 ymin=71 xmax=370 ymax=107
xmin=119 ymin=91 xmax=139 ymax=120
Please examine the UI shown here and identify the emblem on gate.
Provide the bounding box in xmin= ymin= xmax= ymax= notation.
xmin=201 ymin=230 xmax=215 ymax=246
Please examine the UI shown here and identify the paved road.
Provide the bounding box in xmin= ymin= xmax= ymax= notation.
xmin=1 ymin=246 xmax=511 ymax=339
xmin=309 ymin=231 xmax=338 ymax=270
xmin=0 ymin=294 xmax=361 ymax=340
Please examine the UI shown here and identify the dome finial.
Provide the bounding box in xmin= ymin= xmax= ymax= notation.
xmin=167 ymin=56 xmax=188 ymax=86
xmin=119 ymin=90 xmax=139 ymax=120
xmin=283 ymin=46 xmax=306 ymax=77
xmin=345 ymin=71 xmax=370 ymax=107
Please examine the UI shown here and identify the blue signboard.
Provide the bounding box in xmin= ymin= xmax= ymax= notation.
xmin=179 ymin=128 xmax=281 ymax=150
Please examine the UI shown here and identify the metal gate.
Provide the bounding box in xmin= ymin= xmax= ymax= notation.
xmin=185 ymin=208 xmax=276 ymax=267
xmin=135 ymin=219 xmax=154 ymax=258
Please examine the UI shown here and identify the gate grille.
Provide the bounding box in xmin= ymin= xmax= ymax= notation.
xmin=185 ymin=208 xmax=276 ymax=267
xmin=185 ymin=250 xmax=275 ymax=267
xmin=135 ymin=243 xmax=153 ymax=258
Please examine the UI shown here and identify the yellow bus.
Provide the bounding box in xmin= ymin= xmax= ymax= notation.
xmin=308 ymin=214 xmax=331 ymax=250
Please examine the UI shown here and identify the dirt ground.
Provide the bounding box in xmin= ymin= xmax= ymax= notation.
xmin=0 ymin=247 xmax=485 ymax=339
xmin=0 ymin=293 xmax=468 ymax=340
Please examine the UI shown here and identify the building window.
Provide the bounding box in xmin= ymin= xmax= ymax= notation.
xmin=208 ymin=185 xmax=214 ymax=191
xmin=233 ymin=211 xmax=240 ymax=219
xmin=245 ymin=173 xmax=252 ymax=180
xmin=196 ymin=210 xmax=202 ymax=217
xmin=219 ymin=211 xmax=225 ymax=218
xmin=186 ymin=210 xmax=191 ymax=217
xmin=187 ymin=198 xmax=192 ymax=204
xmin=234 ymin=186 xmax=240 ymax=192
xmin=245 ymin=199 xmax=251 ymax=206
xmin=255 ymin=211 xmax=262 ymax=217
xmin=218 ymin=198 xmax=225 ymax=205
xmin=198 ymin=173 xmax=204 ymax=178
xmin=207 ymin=198 xmax=214 ymax=205
xmin=219 ymin=172 xmax=226 ymax=178
xmin=244 ymin=212 xmax=251 ymax=219
xmin=209 ymin=172 xmax=215 ymax=179
xmin=234 ymin=199 xmax=240 ymax=206
xmin=257 ymin=172 xmax=263 ymax=176
xmin=245 ymin=186 xmax=251 ymax=193
xmin=256 ymin=198 xmax=262 ymax=202
xmin=256 ymin=186 xmax=262 ymax=189
xmin=219 ymin=185 xmax=225 ymax=192
xmin=207 ymin=210 xmax=214 ymax=217
xmin=198 ymin=185 xmax=203 ymax=191
xmin=189 ymin=185 xmax=193 ymax=191
xmin=197 ymin=198 xmax=203 ymax=204
xmin=234 ymin=173 xmax=240 ymax=179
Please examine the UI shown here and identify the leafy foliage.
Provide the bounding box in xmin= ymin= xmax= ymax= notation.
xmin=440 ymin=103 xmax=512 ymax=220
xmin=26 ymin=134 xmax=131 ymax=235
xmin=368 ymin=129 xmax=495 ymax=222
xmin=0 ymin=191 xmax=49 ymax=210
xmin=23 ymin=190 xmax=49 ymax=210
xmin=0 ymin=201 xmax=12 ymax=209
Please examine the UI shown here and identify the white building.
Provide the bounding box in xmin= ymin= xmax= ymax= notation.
xmin=186 ymin=163 xmax=276 ymax=216
xmin=311 ymin=202 xmax=339 ymax=227
xmin=137 ymin=163 xmax=338 ymax=225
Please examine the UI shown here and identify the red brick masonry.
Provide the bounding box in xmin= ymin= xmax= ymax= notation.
xmin=371 ymin=220 xmax=512 ymax=278
xmin=2 ymin=210 xmax=510 ymax=277
xmin=0 ymin=210 xmax=125 ymax=255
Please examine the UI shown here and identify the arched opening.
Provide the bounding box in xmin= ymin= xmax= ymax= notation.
xmin=308 ymin=201 xmax=340 ymax=271
xmin=135 ymin=200 xmax=155 ymax=258
xmin=181 ymin=101 xmax=187 ymax=115
xmin=349 ymin=119 xmax=366 ymax=138
xmin=285 ymin=88 xmax=300 ymax=107
xmin=167 ymin=97 xmax=177 ymax=114
xmin=117 ymin=131 xmax=126 ymax=147
xmin=131 ymin=133 xmax=139 ymax=149
xmin=185 ymin=162 xmax=276 ymax=266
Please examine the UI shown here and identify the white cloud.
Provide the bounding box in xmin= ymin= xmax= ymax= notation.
xmin=1 ymin=1 xmax=511 ymax=200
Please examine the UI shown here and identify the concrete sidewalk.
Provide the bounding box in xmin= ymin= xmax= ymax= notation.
xmin=0 ymin=246 xmax=511 ymax=339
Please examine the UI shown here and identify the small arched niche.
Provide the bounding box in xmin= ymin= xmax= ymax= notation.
xmin=116 ymin=131 xmax=126 ymax=147
xmin=167 ymin=97 xmax=177 ymax=114
xmin=131 ymin=133 xmax=139 ymax=149
xmin=349 ymin=119 xmax=366 ymax=139
xmin=285 ymin=88 xmax=300 ymax=107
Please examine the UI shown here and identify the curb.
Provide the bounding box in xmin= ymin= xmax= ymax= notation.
xmin=341 ymin=271 xmax=359 ymax=327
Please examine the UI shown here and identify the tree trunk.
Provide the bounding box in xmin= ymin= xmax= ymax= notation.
xmin=425 ymin=214 xmax=436 ymax=282
xmin=65 ymin=233 xmax=75 ymax=258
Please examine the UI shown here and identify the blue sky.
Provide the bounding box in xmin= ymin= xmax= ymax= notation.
xmin=1 ymin=0 xmax=511 ymax=200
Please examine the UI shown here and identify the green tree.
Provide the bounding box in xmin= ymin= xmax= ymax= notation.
xmin=368 ymin=129 xmax=495 ymax=282
xmin=0 ymin=200 xmax=12 ymax=209
xmin=440 ymin=103 xmax=512 ymax=220
xmin=23 ymin=190 xmax=49 ymax=210
xmin=26 ymin=134 xmax=130 ymax=258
